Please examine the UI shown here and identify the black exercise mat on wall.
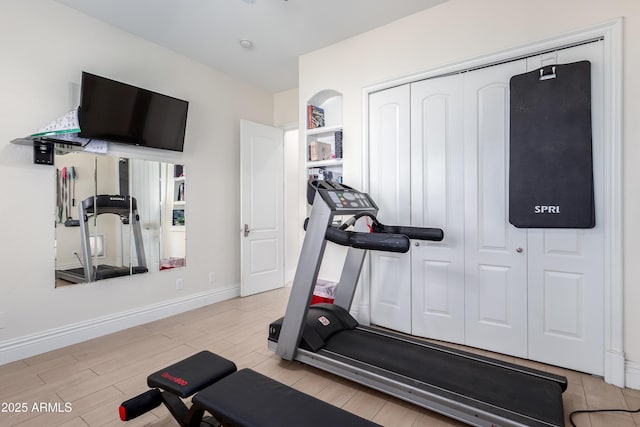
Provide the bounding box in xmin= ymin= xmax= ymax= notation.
xmin=509 ymin=60 xmax=595 ymax=228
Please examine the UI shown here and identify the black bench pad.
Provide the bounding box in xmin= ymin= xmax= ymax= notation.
xmin=147 ymin=351 xmax=236 ymax=398
xmin=193 ymin=368 xmax=381 ymax=427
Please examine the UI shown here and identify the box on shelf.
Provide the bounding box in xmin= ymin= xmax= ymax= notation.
xmin=307 ymin=168 xmax=342 ymax=183
xmin=309 ymin=168 xmax=329 ymax=180
xmin=309 ymin=140 xmax=332 ymax=161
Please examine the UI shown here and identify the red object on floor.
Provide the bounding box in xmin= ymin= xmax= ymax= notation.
xmin=311 ymin=295 xmax=334 ymax=305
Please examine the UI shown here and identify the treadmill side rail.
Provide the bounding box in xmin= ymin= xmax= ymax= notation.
xmin=79 ymin=202 xmax=93 ymax=281
xmin=275 ymin=198 xmax=333 ymax=360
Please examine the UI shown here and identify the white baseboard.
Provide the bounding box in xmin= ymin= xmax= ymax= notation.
xmin=352 ymin=302 xmax=370 ymax=326
xmin=285 ymin=269 xmax=296 ymax=285
xmin=0 ymin=286 xmax=240 ymax=366
xmin=626 ymin=360 xmax=640 ymax=390
xmin=605 ymin=349 xmax=626 ymax=388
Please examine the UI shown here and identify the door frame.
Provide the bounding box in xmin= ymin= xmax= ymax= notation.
xmin=361 ymin=18 xmax=623 ymax=386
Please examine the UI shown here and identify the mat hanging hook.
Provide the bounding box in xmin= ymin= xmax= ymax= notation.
xmin=539 ymin=65 xmax=556 ymax=81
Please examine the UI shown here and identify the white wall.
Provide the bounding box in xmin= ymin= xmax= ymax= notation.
xmin=283 ymin=129 xmax=301 ymax=283
xmin=0 ymin=0 xmax=274 ymax=363
xmin=299 ymin=0 xmax=640 ymax=372
xmin=274 ymin=88 xmax=299 ymax=128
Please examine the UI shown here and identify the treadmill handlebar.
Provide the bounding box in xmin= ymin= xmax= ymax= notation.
xmin=325 ymin=227 xmax=410 ymax=253
xmin=303 ymin=216 xmax=442 ymax=253
xmin=82 ymin=195 xmax=138 ymax=218
xmin=373 ymin=223 xmax=444 ymax=242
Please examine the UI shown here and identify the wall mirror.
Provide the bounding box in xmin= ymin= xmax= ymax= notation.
xmin=54 ymin=150 xmax=186 ymax=287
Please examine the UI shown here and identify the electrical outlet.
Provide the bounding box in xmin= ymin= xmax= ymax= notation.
xmin=176 ymin=278 xmax=184 ymax=290
xmin=208 ymin=272 xmax=216 ymax=284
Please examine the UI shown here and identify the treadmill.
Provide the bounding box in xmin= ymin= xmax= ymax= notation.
xmin=269 ymin=180 xmax=567 ymax=427
xmin=56 ymin=195 xmax=148 ymax=283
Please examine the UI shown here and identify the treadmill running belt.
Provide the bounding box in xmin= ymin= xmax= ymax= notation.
xmin=324 ymin=329 xmax=564 ymax=426
xmin=94 ymin=265 xmax=148 ymax=280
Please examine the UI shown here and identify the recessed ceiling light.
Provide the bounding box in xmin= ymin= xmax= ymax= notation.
xmin=239 ymin=39 xmax=254 ymax=49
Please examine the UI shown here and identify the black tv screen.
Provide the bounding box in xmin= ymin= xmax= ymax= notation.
xmin=79 ymin=72 xmax=188 ymax=152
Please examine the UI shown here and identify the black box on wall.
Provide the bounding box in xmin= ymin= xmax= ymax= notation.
xmin=33 ymin=141 xmax=54 ymax=165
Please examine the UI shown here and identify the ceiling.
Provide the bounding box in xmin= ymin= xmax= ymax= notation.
xmin=53 ymin=0 xmax=448 ymax=93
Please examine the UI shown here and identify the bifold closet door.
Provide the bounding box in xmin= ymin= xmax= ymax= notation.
xmin=463 ymin=59 xmax=528 ymax=358
xmin=367 ymin=41 xmax=605 ymax=374
xmin=409 ymin=74 xmax=465 ymax=344
xmin=368 ymin=84 xmax=412 ymax=334
xmin=526 ymin=41 xmax=605 ymax=375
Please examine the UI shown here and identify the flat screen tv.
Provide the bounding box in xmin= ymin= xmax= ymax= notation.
xmin=79 ymin=72 xmax=189 ymax=152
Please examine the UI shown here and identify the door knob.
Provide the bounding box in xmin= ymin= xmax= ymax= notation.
xmin=516 ymin=247 xmax=523 ymax=253
xmin=243 ymin=224 xmax=251 ymax=237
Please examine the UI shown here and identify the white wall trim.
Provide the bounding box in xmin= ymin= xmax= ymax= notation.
xmin=0 ymin=285 xmax=240 ymax=366
xmin=361 ymin=18 xmax=624 ymax=386
xmin=601 ymin=18 xmax=625 ymax=388
xmin=607 ymin=350 xmax=627 ymax=387
xmin=626 ymin=361 xmax=640 ymax=390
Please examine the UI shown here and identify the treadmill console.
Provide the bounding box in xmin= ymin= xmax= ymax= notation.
xmin=318 ymin=187 xmax=378 ymax=213
xmin=307 ymin=179 xmax=378 ymax=214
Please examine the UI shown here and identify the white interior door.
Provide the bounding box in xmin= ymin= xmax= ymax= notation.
xmin=463 ymin=59 xmax=529 ymax=357
xmin=368 ymin=85 xmax=412 ymax=333
xmin=240 ymin=120 xmax=284 ymax=297
xmin=526 ymin=41 xmax=605 ymax=375
xmin=410 ymin=74 xmax=466 ymax=344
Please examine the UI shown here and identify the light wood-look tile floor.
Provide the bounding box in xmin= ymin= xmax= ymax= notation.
xmin=1 ymin=287 xmax=638 ymax=427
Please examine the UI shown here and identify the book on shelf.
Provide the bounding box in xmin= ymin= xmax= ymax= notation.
xmin=307 ymin=105 xmax=325 ymax=129
xmin=172 ymin=209 xmax=185 ymax=226
xmin=308 ymin=140 xmax=332 ymax=161
xmin=334 ymin=130 xmax=343 ymax=159
xmin=177 ymin=182 xmax=185 ymax=201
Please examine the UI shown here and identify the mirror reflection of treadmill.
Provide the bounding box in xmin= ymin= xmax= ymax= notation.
xmin=55 ymin=195 xmax=148 ymax=283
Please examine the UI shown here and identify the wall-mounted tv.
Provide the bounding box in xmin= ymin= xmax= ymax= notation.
xmin=79 ymin=72 xmax=189 ymax=152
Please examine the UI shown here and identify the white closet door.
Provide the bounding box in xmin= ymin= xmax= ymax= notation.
xmin=463 ymin=59 xmax=529 ymax=357
xmin=526 ymin=41 xmax=605 ymax=374
xmin=410 ymin=74 xmax=466 ymax=343
xmin=368 ymin=84 xmax=412 ymax=333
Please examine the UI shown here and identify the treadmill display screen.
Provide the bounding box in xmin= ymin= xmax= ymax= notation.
xmin=321 ymin=189 xmax=376 ymax=212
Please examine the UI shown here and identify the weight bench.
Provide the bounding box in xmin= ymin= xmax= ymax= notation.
xmin=119 ymin=350 xmax=381 ymax=427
